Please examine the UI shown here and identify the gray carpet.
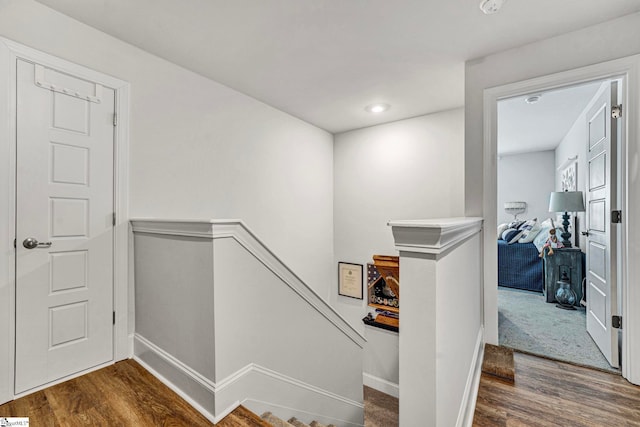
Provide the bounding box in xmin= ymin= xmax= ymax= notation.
xmin=498 ymin=286 xmax=618 ymax=373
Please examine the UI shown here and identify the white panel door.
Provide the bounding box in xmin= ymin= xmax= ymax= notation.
xmin=585 ymin=81 xmax=619 ymax=368
xmin=15 ymin=59 xmax=115 ymax=393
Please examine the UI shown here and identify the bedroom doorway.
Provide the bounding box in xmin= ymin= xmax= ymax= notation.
xmin=495 ymin=78 xmax=622 ymax=373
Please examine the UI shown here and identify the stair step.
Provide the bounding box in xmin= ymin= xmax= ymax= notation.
xmin=262 ymin=412 xmax=295 ymax=427
xmin=482 ymin=344 xmax=515 ymax=382
xmin=287 ymin=417 xmax=311 ymax=427
xmin=219 ymin=406 xmax=271 ymax=426
xmin=309 ymin=421 xmax=335 ymax=427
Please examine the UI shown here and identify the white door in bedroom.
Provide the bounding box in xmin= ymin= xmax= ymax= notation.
xmin=585 ymin=80 xmax=620 ymax=368
xmin=14 ymin=59 xmax=115 ymax=393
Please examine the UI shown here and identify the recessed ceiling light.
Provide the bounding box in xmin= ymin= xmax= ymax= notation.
xmin=365 ymin=103 xmax=390 ymax=113
xmin=525 ymin=95 xmax=541 ymax=104
xmin=479 ymin=0 xmax=507 ymax=14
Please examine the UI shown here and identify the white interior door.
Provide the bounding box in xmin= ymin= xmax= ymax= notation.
xmin=585 ymin=80 xmax=620 ymax=368
xmin=15 ymin=59 xmax=115 ymax=393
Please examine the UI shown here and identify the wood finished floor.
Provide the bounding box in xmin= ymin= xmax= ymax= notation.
xmin=0 ymin=359 xmax=269 ymax=426
xmin=5 ymin=353 xmax=639 ymax=426
xmin=473 ymin=352 xmax=640 ymax=426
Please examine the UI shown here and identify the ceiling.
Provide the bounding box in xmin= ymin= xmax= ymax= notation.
xmin=498 ymin=81 xmax=603 ymax=156
xmin=35 ymin=0 xmax=640 ymax=134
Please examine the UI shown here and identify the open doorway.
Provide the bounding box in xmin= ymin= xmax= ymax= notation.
xmin=496 ymin=79 xmax=622 ymax=373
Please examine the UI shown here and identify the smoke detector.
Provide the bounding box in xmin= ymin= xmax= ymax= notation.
xmin=525 ymin=95 xmax=542 ymax=104
xmin=479 ymin=0 xmax=507 ymax=14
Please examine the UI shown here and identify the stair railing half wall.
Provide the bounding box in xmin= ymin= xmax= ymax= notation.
xmin=131 ymin=219 xmax=366 ymax=427
xmin=389 ymin=217 xmax=484 ymax=427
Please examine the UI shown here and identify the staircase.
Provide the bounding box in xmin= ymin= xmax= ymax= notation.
xmin=262 ymin=412 xmax=337 ymax=427
xmin=213 ymin=404 xmax=343 ymax=426
xmin=131 ymin=219 xmax=365 ymax=426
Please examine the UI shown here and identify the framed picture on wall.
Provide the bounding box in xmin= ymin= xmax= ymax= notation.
xmin=561 ymin=161 xmax=577 ymax=191
xmin=561 ymin=160 xmax=578 ymax=246
xmin=338 ymin=262 xmax=363 ymax=299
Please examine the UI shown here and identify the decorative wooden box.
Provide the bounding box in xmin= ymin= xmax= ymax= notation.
xmin=367 ymin=255 xmax=399 ymax=328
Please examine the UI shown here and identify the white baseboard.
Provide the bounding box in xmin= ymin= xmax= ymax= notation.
xmin=127 ymin=333 xmax=135 ymax=358
xmin=134 ymin=333 xmax=363 ymax=425
xmin=456 ymin=327 xmax=484 ymax=427
xmin=215 ymin=362 xmax=364 ymax=425
xmin=363 ymin=372 xmax=399 ymax=398
xmin=133 ymin=335 xmax=218 ymax=424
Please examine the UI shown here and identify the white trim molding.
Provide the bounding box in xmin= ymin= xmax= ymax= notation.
xmin=457 ymin=328 xmax=484 ymax=427
xmin=482 ymin=54 xmax=640 ymax=384
xmin=363 ymin=373 xmax=399 ymax=398
xmin=130 ymin=218 xmax=366 ymax=348
xmin=0 ymin=37 xmax=130 ymax=405
xmin=388 ymin=217 xmax=483 ymax=256
xmin=134 ymin=333 xmax=364 ymax=426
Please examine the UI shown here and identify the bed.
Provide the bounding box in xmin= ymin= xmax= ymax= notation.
xmin=498 ymin=239 xmax=543 ymax=292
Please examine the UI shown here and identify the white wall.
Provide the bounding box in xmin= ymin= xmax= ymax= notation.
xmin=465 ymin=11 xmax=640 ymax=384
xmin=362 ymin=325 xmax=399 ymax=396
xmin=497 ymin=151 xmax=555 ymax=225
xmin=0 ymin=0 xmax=334 ymax=300
xmin=435 ymin=233 xmax=482 ymax=427
xmin=131 ymin=222 xmax=364 ymax=425
xmin=332 ymin=109 xmax=465 ymax=391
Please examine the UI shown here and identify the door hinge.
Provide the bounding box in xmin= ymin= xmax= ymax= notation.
xmin=612 ymin=315 xmax=622 ymax=329
xmin=612 ymin=210 xmax=622 ymax=224
xmin=112 ymin=212 xmax=116 ymax=226
xmin=113 ymin=311 xmax=116 ymax=325
xmin=612 ymin=104 xmax=622 ymax=119
xmin=113 ymin=113 xmax=118 ymax=126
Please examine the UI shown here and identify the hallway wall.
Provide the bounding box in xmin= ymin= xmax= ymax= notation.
xmin=465 ymin=11 xmax=640 ymax=384
xmin=333 ymin=108 xmax=465 ymax=392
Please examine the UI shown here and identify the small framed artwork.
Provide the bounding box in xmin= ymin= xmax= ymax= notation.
xmin=561 ymin=161 xmax=577 ymax=192
xmin=338 ymin=262 xmax=363 ymax=299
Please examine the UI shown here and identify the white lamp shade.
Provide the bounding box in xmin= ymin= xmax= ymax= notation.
xmin=549 ymin=191 xmax=585 ymax=213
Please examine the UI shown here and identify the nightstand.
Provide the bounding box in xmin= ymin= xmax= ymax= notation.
xmin=542 ymin=247 xmax=584 ymax=305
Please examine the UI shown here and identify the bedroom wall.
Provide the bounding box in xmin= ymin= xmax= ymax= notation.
xmin=332 ymin=108 xmax=465 ymax=395
xmin=465 ymin=10 xmax=640 ymax=378
xmin=0 ymin=0 xmax=334 ymax=302
xmin=497 ymin=151 xmax=555 ymax=225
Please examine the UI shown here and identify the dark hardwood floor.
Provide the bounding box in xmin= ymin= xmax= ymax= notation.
xmin=474 ymin=351 xmax=640 ymax=426
xmin=0 ymin=359 xmax=268 ymax=426
xmin=4 ymin=352 xmax=639 ymax=426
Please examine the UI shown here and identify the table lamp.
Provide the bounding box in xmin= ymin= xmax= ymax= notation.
xmin=548 ymin=191 xmax=585 ymax=248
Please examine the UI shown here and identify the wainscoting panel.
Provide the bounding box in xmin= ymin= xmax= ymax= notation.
xmin=131 ymin=219 xmax=365 ymax=425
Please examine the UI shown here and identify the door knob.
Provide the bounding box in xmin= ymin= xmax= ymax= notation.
xmin=581 ymin=231 xmax=589 ymax=236
xmin=22 ymin=237 xmax=52 ymax=249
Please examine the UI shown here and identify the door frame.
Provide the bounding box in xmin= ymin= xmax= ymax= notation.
xmin=482 ymin=54 xmax=640 ymax=383
xmin=0 ymin=38 xmax=131 ymax=404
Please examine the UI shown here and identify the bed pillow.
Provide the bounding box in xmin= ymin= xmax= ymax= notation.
xmin=497 ymin=223 xmax=509 ymax=239
xmin=533 ymin=218 xmax=557 ymax=251
xmin=533 ymin=224 xmax=551 ymax=252
xmin=502 ymin=228 xmax=524 ymax=244
xmin=517 ymin=218 xmax=537 ymax=230
xmin=540 ymin=217 xmax=554 ymax=229
xmin=518 ymin=219 xmax=542 ymax=243
xmin=507 ymin=219 xmax=525 ymax=230
xmin=533 ymin=226 xmax=563 ymax=252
